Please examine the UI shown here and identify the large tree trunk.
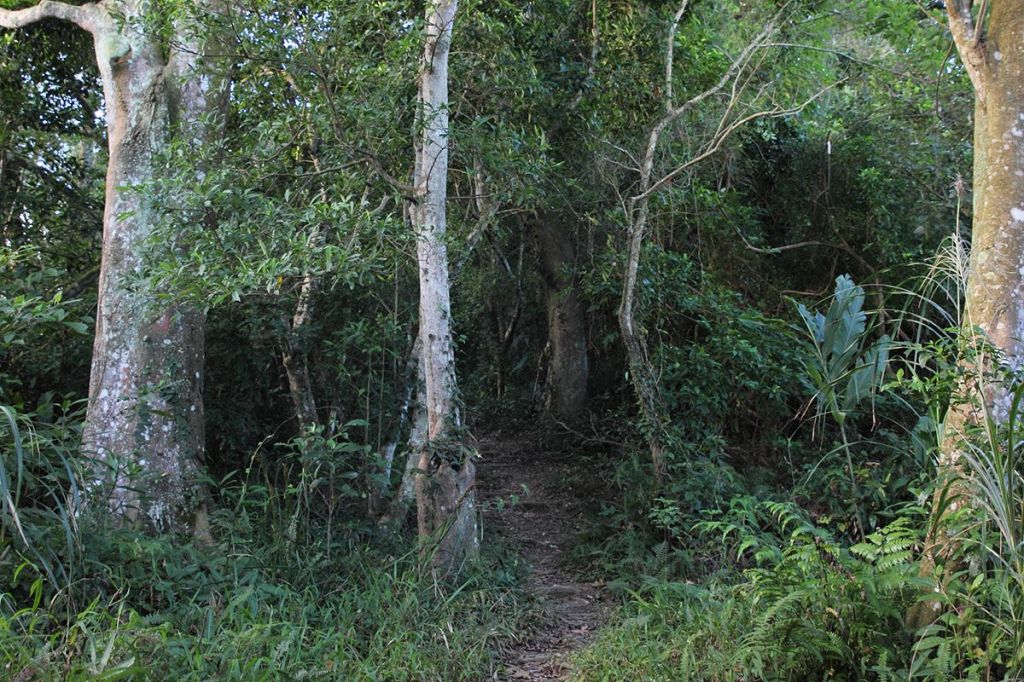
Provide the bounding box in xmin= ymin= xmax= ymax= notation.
xmin=535 ymin=217 xmax=589 ymax=422
xmin=955 ymin=3 xmax=1024 ymax=415
xmin=1 ymin=2 xmax=223 ymax=534
xmin=412 ymin=0 xmax=478 ymax=573
xmin=909 ymin=0 xmax=1024 ymax=628
xmin=85 ymin=18 xmax=203 ymax=534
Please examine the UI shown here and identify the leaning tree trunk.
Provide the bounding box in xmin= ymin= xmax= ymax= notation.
xmin=1 ymin=1 xmax=224 ymax=534
xmin=412 ymin=0 xmax=478 ymax=573
xmin=908 ymin=0 xmax=1024 ymax=628
xmin=535 ymin=216 xmax=589 ymax=422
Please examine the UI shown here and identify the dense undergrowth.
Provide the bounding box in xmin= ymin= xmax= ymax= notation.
xmin=0 ymin=406 xmax=527 ymax=681
xmin=569 ymin=272 xmax=1024 ymax=680
xmin=4 ymin=250 xmax=1023 ymax=680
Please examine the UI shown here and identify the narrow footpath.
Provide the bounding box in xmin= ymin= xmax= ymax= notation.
xmin=478 ymin=431 xmax=610 ymax=681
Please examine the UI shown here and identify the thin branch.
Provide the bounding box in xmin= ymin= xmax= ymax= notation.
xmin=253 ymin=160 xmax=366 ymax=183
xmin=764 ymin=42 xmax=932 ymax=82
xmin=453 ymin=158 xmax=500 ymax=277
xmin=664 ymin=0 xmax=690 ymax=111
xmin=633 ymin=10 xmax=784 ymax=215
xmin=971 ymin=0 xmax=988 ymax=47
xmin=356 ymin=148 xmax=419 ymax=196
xmin=739 ymin=237 xmax=831 ymax=255
xmin=636 ymin=82 xmax=838 ymax=203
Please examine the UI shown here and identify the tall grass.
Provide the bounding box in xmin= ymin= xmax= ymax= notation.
xmin=0 ymin=402 xmax=83 ymax=589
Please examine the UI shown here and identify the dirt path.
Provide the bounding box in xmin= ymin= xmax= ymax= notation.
xmin=478 ymin=431 xmax=610 ymax=681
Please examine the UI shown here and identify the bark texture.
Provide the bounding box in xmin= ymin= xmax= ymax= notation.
xmin=909 ymin=0 xmax=1024 ymax=628
xmin=412 ymin=0 xmax=479 ymax=572
xmin=956 ymin=2 xmax=1024 ymax=410
xmin=1 ymin=1 xmax=225 ymax=534
xmin=535 ymin=217 xmax=589 ymax=422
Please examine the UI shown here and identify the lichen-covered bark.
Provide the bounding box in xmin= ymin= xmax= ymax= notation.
xmin=412 ymin=0 xmax=479 ymax=573
xmin=1 ymin=1 xmax=224 ymax=534
xmin=535 ymin=217 xmax=589 ymax=422
xmin=910 ymin=0 xmax=1024 ymax=628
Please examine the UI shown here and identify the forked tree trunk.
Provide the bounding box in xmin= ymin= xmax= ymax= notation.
xmin=535 ymin=217 xmax=589 ymax=422
xmin=412 ymin=0 xmax=478 ymax=573
xmin=0 ymin=1 xmax=225 ymax=534
xmin=909 ymin=0 xmax=1024 ymax=627
xmin=617 ymin=3 xmax=786 ymax=485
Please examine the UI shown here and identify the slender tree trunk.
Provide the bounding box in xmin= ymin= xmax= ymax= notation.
xmin=535 ymin=216 xmax=589 ymax=422
xmin=620 ymin=194 xmax=669 ymax=484
xmin=281 ymin=273 xmax=320 ymax=429
xmin=617 ymin=4 xmax=788 ymax=484
xmin=909 ymin=0 xmax=1024 ymax=628
xmin=412 ymin=0 xmax=478 ymax=573
xmin=375 ymin=335 xmax=428 ymax=526
xmin=1 ymin=2 xmax=225 ymax=534
xmin=374 ymin=183 xmax=496 ymax=526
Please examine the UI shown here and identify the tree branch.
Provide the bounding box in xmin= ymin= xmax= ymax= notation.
xmin=944 ymin=0 xmax=987 ymax=101
xmin=636 ymin=82 xmax=837 ymax=203
xmin=0 ymin=0 xmax=98 ymax=32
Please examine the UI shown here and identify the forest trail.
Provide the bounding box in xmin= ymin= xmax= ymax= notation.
xmin=478 ymin=431 xmax=610 ymax=681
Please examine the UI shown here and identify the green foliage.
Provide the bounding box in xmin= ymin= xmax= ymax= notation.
xmin=0 ymin=247 xmax=92 ymax=400
xmin=0 ymin=0 xmax=995 ymax=679
xmin=796 ymin=275 xmax=893 ymax=537
xmin=902 ymin=381 xmax=1024 ymax=680
xmin=1 ymin=540 xmax=524 ymax=680
xmin=0 ymin=399 xmax=83 ymax=591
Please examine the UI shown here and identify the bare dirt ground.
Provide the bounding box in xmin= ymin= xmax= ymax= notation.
xmin=477 ymin=430 xmax=611 ymax=681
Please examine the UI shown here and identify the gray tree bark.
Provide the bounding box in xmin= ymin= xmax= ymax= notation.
xmin=412 ymin=0 xmax=479 ymax=573
xmin=0 ymin=0 xmax=226 ymax=534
